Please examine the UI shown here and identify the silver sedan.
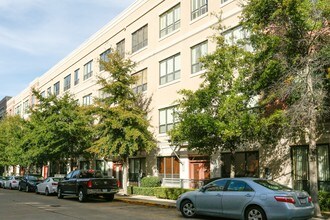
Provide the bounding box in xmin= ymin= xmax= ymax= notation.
xmin=36 ymin=177 xmax=63 ymax=196
xmin=176 ymin=178 xmax=314 ymax=220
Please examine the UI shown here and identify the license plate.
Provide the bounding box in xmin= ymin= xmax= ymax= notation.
xmin=300 ymin=199 xmax=306 ymax=204
xmin=102 ymin=189 xmax=108 ymax=192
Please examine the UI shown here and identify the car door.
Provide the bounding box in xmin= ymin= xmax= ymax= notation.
xmin=195 ymin=179 xmax=227 ymax=216
xmin=221 ymin=180 xmax=255 ymax=219
xmin=67 ymin=170 xmax=80 ymax=194
xmin=39 ymin=178 xmax=49 ymax=193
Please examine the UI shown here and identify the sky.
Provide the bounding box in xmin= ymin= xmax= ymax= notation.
xmin=0 ymin=0 xmax=136 ymax=100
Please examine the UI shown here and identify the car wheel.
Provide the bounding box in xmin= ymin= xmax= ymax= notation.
xmin=78 ymin=188 xmax=86 ymax=202
xmin=104 ymin=194 xmax=114 ymax=201
xmin=45 ymin=188 xmax=50 ymax=196
xmin=57 ymin=188 xmax=63 ymax=199
xmin=26 ymin=185 xmax=29 ymax=192
xmin=245 ymin=206 xmax=267 ymax=220
xmin=180 ymin=200 xmax=196 ymax=218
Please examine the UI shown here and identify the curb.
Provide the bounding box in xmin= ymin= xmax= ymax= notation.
xmin=114 ymin=196 xmax=176 ymax=209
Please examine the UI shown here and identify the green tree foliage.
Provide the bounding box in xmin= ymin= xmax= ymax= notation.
xmin=169 ymin=19 xmax=259 ymax=177
xmin=88 ymin=51 xmax=156 ymax=194
xmin=0 ymin=115 xmax=28 ymax=167
xmin=27 ymin=91 xmax=94 ymax=170
xmin=241 ymin=0 xmax=330 ymax=216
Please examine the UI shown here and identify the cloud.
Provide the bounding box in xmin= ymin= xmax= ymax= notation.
xmin=0 ymin=0 xmax=135 ymax=99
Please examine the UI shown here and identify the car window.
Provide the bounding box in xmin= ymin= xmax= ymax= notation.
xmin=254 ymin=179 xmax=292 ymax=191
xmin=227 ymin=180 xmax=253 ymax=192
xmin=205 ymin=179 xmax=227 ymax=192
xmin=53 ymin=178 xmax=63 ymax=182
xmin=71 ymin=170 xmax=80 ymax=178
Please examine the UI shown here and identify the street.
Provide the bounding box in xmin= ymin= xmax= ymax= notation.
xmin=0 ymin=189 xmax=223 ymax=220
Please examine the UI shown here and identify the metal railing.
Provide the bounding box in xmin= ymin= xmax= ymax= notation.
xmin=162 ymin=178 xmax=206 ymax=189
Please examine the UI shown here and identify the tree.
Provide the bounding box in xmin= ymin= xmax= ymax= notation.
xmin=88 ymin=51 xmax=156 ymax=194
xmin=169 ymin=19 xmax=259 ymax=177
xmin=27 ymin=91 xmax=94 ymax=172
xmin=0 ymin=115 xmax=29 ymax=171
xmin=241 ymin=0 xmax=330 ymax=216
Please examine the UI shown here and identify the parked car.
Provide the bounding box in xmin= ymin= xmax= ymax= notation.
xmin=3 ymin=176 xmax=22 ymax=190
xmin=18 ymin=174 xmax=44 ymax=192
xmin=36 ymin=177 xmax=63 ymax=196
xmin=57 ymin=169 xmax=119 ymax=202
xmin=176 ymin=178 xmax=314 ymax=220
xmin=0 ymin=176 xmax=8 ymax=188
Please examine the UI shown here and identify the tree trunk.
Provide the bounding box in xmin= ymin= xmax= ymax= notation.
xmin=230 ymin=149 xmax=235 ymax=178
xmin=307 ymin=66 xmax=322 ymax=217
xmin=122 ymin=156 xmax=129 ymax=195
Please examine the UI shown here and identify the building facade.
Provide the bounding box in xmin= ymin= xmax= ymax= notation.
xmin=5 ymin=0 xmax=330 ymax=190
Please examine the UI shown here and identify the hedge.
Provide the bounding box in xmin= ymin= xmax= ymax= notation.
xmin=140 ymin=176 xmax=161 ymax=187
xmin=129 ymin=186 xmax=193 ymax=200
xmin=319 ymin=191 xmax=330 ymax=212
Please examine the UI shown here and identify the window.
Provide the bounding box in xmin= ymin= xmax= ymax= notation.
xmin=82 ymin=94 xmax=92 ymax=106
xmin=221 ymin=151 xmax=259 ymax=178
xmin=132 ymin=25 xmax=148 ymax=53
xmin=23 ymin=100 xmax=29 ymax=114
xmin=191 ymin=0 xmax=208 ymax=20
xmin=223 ymin=26 xmax=252 ymax=51
xmin=64 ymin=74 xmax=71 ymax=91
xmin=191 ymin=41 xmax=208 ymax=74
xmin=159 ymin=106 xmax=177 ymax=134
xmin=205 ymin=179 xmax=227 ymax=192
xmin=157 ymin=156 xmax=180 ymax=178
xmin=160 ymin=53 xmax=180 ymax=85
xmin=15 ymin=104 xmax=21 ymax=115
xmin=160 ymin=4 xmax=180 ymax=38
xmin=221 ymin=0 xmax=229 ymax=4
xmin=116 ymin=39 xmax=125 ymax=58
xmin=80 ymin=161 xmax=90 ymax=170
xmin=84 ymin=60 xmax=93 ymax=80
xmin=47 ymin=87 xmax=51 ymax=96
xmin=227 ymin=180 xmax=253 ymax=191
xmin=100 ymin=49 xmax=111 ymax=71
xmin=129 ymin=158 xmax=146 ymax=182
xmin=53 ymin=81 xmax=60 ymax=96
xmin=40 ymin=91 xmax=45 ymax=97
xmin=74 ymin=69 xmax=79 ymax=85
xmin=292 ymin=145 xmax=330 ymax=191
xmin=132 ymin=69 xmax=147 ymax=93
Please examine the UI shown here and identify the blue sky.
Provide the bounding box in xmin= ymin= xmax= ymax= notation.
xmin=0 ymin=0 xmax=135 ymax=100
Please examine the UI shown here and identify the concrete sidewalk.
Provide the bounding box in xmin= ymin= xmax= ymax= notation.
xmin=115 ymin=192 xmax=176 ymax=209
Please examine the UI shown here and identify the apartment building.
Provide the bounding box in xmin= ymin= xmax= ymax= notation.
xmin=6 ymin=0 xmax=329 ymax=191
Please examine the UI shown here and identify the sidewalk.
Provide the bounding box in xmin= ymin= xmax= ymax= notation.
xmin=115 ymin=191 xmax=176 ymax=209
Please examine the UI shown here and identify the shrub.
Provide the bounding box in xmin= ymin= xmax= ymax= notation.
xmin=318 ymin=191 xmax=330 ymax=212
xmin=131 ymin=186 xmax=193 ymax=200
xmin=140 ymin=176 xmax=161 ymax=187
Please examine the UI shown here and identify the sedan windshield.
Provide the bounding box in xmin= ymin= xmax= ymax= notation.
xmin=254 ymin=179 xmax=292 ymax=191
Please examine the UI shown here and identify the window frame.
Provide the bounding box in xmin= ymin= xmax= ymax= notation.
xmin=74 ymin=69 xmax=79 ymax=85
xmin=132 ymin=25 xmax=148 ymax=53
xmin=99 ymin=49 xmax=111 ymax=71
xmin=159 ymin=53 xmax=181 ymax=85
xmin=157 ymin=156 xmax=180 ymax=179
xmin=82 ymin=94 xmax=92 ymax=106
xmin=63 ymin=74 xmax=71 ymax=91
xmin=132 ymin=68 xmax=147 ymax=93
xmin=159 ymin=106 xmax=178 ymax=134
xmin=191 ymin=40 xmax=208 ymax=74
xmin=159 ymin=4 xmax=180 ymax=38
xmin=116 ymin=39 xmax=125 ymax=58
xmin=191 ymin=0 xmax=208 ymax=20
xmin=53 ymin=81 xmax=60 ymax=96
xmin=83 ymin=60 xmax=93 ymax=80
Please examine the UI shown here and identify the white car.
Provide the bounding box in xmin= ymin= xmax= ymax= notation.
xmin=36 ymin=177 xmax=63 ymax=196
xmin=4 ymin=176 xmax=22 ymax=189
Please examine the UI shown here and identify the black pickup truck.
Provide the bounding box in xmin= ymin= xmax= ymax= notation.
xmin=57 ymin=169 xmax=119 ymax=202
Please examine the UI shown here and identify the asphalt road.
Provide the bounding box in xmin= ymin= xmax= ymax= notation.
xmin=0 ymin=188 xmax=221 ymax=220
